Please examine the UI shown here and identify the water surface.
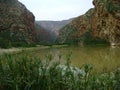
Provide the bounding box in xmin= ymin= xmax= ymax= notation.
xmin=31 ymin=46 xmax=120 ymax=72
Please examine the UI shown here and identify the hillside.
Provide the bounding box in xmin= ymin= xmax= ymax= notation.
xmin=35 ymin=23 xmax=55 ymax=44
xmin=57 ymin=0 xmax=120 ymax=46
xmin=36 ymin=19 xmax=73 ymax=44
xmin=36 ymin=19 xmax=73 ymax=35
xmin=0 ymin=0 xmax=73 ymax=47
xmin=0 ymin=0 xmax=35 ymax=48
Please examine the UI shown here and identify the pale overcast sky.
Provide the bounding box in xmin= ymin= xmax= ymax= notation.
xmin=18 ymin=0 xmax=94 ymax=21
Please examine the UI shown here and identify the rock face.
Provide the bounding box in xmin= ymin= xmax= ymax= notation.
xmin=58 ymin=0 xmax=120 ymax=45
xmin=0 ymin=0 xmax=35 ymax=44
xmin=57 ymin=8 xmax=95 ymax=44
xmin=92 ymin=0 xmax=120 ymax=45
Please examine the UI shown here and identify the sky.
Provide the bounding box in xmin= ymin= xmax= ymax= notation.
xmin=18 ymin=0 xmax=94 ymax=21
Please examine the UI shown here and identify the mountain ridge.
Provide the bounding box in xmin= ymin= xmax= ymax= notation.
xmin=36 ymin=18 xmax=73 ymax=33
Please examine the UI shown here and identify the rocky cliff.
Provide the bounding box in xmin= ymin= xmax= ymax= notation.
xmin=0 ymin=0 xmax=35 ymax=46
xmin=92 ymin=0 xmax=120 ymax=45
xmin=58 ymin=0 xmax=120 ymax=45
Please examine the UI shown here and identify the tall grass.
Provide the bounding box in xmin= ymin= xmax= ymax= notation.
xmin=0 ymin=51 xmax=120 ymax=90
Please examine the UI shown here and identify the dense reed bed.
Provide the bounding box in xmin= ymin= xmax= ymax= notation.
xmin=0 ymin=51 xmax=120 ymax=90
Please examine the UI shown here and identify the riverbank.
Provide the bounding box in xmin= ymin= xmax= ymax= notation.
xmin=0 ymin=52 xmax=120 ymax=90
xmin=0 ymin=48 xmax=21 ymax=55
xmin=0 ymin=45 xmax=120 ymax=72
xmin=0 ymin=45 xmax=68 ymax=55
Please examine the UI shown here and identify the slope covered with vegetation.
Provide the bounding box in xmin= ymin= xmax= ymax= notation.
xmin=57 ymin=0 xmax=120 ymax=46
xmin=35 ymin=23 xmax=55 ymax=45
xmin=0 ymin=0 xmax=36 ymax=48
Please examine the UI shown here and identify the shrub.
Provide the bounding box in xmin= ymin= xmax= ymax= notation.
xmin=0 ymin=52 xmax=120 ymax=90
xmin=11 ymin=42 xmax=36 ymax=48
xmin=0 ymin=37 xmax=12 ymax=48
xmin=106 ymin=1 xmax=120 ymax=13
xmin=79 ymin=31 xmax=109 ymax=45
xmin=0 ymin=37 xmax=36 ymax=48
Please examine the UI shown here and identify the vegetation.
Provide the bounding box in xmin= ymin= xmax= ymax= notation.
xmin=0 ymin=37 xmax=12 ymax=48
xmin=0 ymin=51 xmax=120 ymax=90
xmin=56 ymin=25 xmax=77 ymax=45
xmin=80 ymin=30 xmax=109 ymax=45
xmin=57 ymin=27 xmax=109 ymax=46
xmin=0 ymin=37 xmax=36 ymax=49
xmin=106 ymin=1 xmax=120 ymax=13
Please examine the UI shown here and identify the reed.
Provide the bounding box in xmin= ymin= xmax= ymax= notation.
xmin=0 ymin=51 xmax=120 ymax=90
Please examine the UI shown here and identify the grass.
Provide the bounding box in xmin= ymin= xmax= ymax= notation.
xmin=0 ymin=51 xmax=120 ymax=90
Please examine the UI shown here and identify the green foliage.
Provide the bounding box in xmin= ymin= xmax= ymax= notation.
xmin=0 ymin=38 xmax=35 ymax=49
xmin=79 ymin=30 xmax=109 ymax=45
xmin=58 ymin=24 xmax=109 ymax=46
xmin=106 ymin=1 xmax=120 ymax=13
xmin=0 ymin=30 xmax=35 ymax=48
xmin=0 ymin=0 xmax=16 ymax=4
xmin=0 ymin=37 xmax=11 ymax=48
xmin=0 ymin=28 xmax=35 ymax=48
xmin=57 ymin=25 xmax=77 ymax=45
xmin=11 ymin=42 xmax=36 ymax=48
xmin=97 ymin=0 xmax=107 ymax=4
xmin=0 ymin=52 xmax=120 ymax=90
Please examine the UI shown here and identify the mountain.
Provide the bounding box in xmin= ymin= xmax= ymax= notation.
xmin=57 ymin=0 xmax=120 ymax=46
xmin=0 ymin=0 xmax=71 ymax=47
xmin=36 ymin=19 xmax=73 ymax=35
xmin=35 ymin=23 xmax=55 ymax=44
xmin=35 ymin=19 xmax=73 ymax=44
xmin=0 ymin=0 xmax=35 ymax=48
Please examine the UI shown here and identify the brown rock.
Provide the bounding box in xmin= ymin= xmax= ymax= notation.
xmin=58 ymin=0 xmax=120 ymax=46
xmin=0 ymin=0 xmax=35 ymax=44
xmin=92 ymin=0 xmax=120 ymax=45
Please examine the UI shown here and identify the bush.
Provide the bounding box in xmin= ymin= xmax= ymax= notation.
xmin=106 ymin=1 xmax=120 ymax=13
xmin=0 ymin=52 xmax=120 ymax=90
xmin=0 ymin=37 xmax=12 ymax=48
xmin=79 ymin=31 xmax=109 ymax=45
xmin=11 ymin=42 xmax=36 ymax=48
xmin=0 ymin=37 xmax=36 ymax=48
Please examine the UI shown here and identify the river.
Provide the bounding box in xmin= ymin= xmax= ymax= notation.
xmin=30 ymin=45 xmax=120 ymax=72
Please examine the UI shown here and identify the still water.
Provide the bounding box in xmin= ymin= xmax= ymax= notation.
xmin=32 ymin=46 xmax=120 ymax=72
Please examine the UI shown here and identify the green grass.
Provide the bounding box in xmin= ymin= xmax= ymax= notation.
xmin=0 ymin=51 xmax=120 ymax=90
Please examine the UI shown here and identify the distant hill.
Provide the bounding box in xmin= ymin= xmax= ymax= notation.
xmin=35 ymin=19 xmax=73 ymax=44
xmin=36 ymin=19 xmax=73 ymax=35
xmin=35 ymin=23 xmax=55 ymax=44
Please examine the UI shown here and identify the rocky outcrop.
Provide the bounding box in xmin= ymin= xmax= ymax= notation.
xmin=58 ymin=0 xmax=120 ymax=45
xmin=57 ymin=9 xmax=97 ymax=45
xmin=92 ymin=0 xmax=120 ymax=45
xmin=0 ymin=0 xmax=35 ymax=44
